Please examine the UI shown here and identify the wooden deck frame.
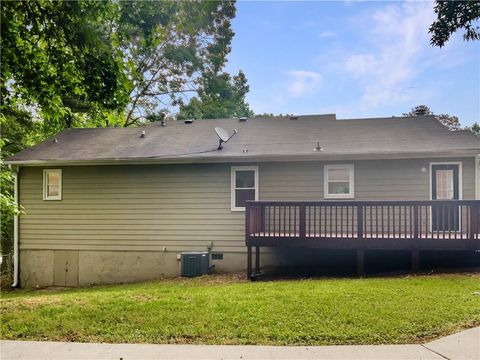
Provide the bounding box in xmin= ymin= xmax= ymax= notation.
xmin=245 ymin=200 xmax=480 ymax=279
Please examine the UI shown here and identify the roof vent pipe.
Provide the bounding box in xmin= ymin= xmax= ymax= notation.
xmin=160 ymin=118 xmax=166 ymax=127
xmin=314 ymin=141 xmax=323 ymax=152
xmin=140 ymin=130 xmax=146 ymax=138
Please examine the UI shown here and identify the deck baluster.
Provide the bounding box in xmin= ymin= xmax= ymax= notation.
xmin=413 ymin=205 xmax=419 ymax=240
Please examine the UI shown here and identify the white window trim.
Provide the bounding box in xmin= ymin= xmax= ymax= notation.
xmin=231 ymin=166 xmax=259 ymax=211
xmin=43 ymin=169 xmax=62 ymax=201
xmin=324 ymin=164 xmax=354 ymax=199
xmin=429 ymin=162 xmax=462 ymax=201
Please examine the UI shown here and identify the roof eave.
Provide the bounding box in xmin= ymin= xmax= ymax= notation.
xmin=5 ymin=149 xmax=480 ymax=167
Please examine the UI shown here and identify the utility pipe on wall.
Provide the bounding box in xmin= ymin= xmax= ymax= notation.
xmin=11 ymin=166 xmax=19 ymax=287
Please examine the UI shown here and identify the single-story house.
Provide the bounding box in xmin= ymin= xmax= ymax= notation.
xmin=5 ymin=114 xmax=480 ymax=287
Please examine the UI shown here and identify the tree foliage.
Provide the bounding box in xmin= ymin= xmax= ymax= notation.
xmin=435 ymin=113 xmax=462 ymax=131
xmin=177 ymin=70 xmax=253 ymax=120
xmin=119 ymin=1 xmax=236 ymax=126
xmin=1 ymin=1 xmax=128 ymax=132
xmin=403 ymin=105 xmax=464 ymax=131
xmin=471 ymin=123 xmax=480 ymax=136
xmin=403 ymin=105 xmax=434 ymax=117
xmin=254 ymin=113 xmax=276 ymax=118
xmin=430 ymin=0 xmax=480 ymax=47
xmin=1 ymin=0 xmax=238 ymax=130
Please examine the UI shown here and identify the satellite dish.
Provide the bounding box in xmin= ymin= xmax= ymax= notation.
xmin=215 ymin=127 xmax=237 ymax=150
xmin=215 ymin=127 xmax=230 ymax=142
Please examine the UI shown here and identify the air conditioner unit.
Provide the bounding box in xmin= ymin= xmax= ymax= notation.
xmin=181 ymin=251 xmax=211 ymax=277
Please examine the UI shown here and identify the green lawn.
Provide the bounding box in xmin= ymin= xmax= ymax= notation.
xmin=1 ymin=273 xmax=479 ymax=345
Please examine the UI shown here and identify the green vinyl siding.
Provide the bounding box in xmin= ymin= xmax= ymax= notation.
xmin=18 ymin=158 xmax=476 ymax=252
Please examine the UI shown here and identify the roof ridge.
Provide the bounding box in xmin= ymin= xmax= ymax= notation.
xmin=337 ymin=115 xmax=436 ymax=121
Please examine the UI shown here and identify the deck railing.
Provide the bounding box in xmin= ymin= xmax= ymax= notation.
xmin=246 ymin=200 xmax=480 ymax=244
xmin=245 ymin=200 xmax=480 ymax=278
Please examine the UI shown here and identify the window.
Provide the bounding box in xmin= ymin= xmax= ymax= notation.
xmin=435 ymin=169 xmax=454 ymax=199
xmin=324 ymin=164 xmax=354 ymax=199
xmin=231 ymin=166 xmax=258 ymax=211
xmin=43 ymin=169 xmax=62 ymax=200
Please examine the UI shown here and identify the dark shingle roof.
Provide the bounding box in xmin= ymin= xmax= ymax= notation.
xmin=5 ymin=114 xmax=480 ymax=165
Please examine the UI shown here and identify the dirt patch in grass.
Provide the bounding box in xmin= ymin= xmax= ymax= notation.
xmin=186 ymin=271 xmax=247 ymax=284
xmin=1 ymin=295 xmax=89 ymax=311
xmin=35 ymin=286 xmax=71 ymax=292
xmin=127 ymin=294 xmax=160 ymax=302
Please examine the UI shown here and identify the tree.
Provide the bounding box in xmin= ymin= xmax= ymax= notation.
xmin=403 ymin=105 xmax=461 ymax=131
xmin=470 ymin=122 xmax=480 ymax=136
xmin=435 ymin=113 xmax=461 ymax=131
xmin=254 ymin=113 xmax=276 ymax=118
xmin=1 ymin=1 xmax=237 ymax=129
xmin=177 ymin=70 xmax=254 ymax=120
xmin=119 ymin=1 xmax=236 ymax=126
xmin=403 ymin=105 xmax=433 ymax=116
xmin=0 ymin=108 xmax=36 ymax=287
xmin=430 ymin=1 xmax=480 ymax=47
xmin=1 ymin=1 xmax=128 ymax=133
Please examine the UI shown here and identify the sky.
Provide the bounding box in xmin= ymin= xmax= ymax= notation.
xmin=224 ymin=1 xmax=480 ymax=126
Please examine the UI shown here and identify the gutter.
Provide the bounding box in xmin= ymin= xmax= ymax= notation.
xmin=4 ymin=149 xmax=480 ymax=167
xmin=11 ymin=166 xmax=19 ymax=287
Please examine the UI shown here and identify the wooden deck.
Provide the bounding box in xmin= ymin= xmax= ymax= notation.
xmin=245 ymin=200 xmax=480 ymax=278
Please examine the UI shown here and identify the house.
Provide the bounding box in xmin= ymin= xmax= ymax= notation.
xmin=5 ymin=114 xmax=480 ymax=287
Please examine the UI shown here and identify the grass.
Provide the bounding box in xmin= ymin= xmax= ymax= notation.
xmin=1 ymin=273 xmax=480 ymax=345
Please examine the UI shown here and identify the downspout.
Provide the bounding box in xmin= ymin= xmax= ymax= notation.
xmin=11 ymin=166 xmax=19 ymax=287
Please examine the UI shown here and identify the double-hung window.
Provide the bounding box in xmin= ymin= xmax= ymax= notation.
xmin=231 ymin=166 xmax=258 ymax=211
xmin=324 ymin=164 xmax=354 ymax=199
xmin=43 ymin=169 xmax=62 ymax=200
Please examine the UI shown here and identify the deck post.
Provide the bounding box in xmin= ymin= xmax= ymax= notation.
xmin=299 ymin=204 xmax=306 ymax=238
xmin=247 ymin=245 xmax=253 ymax=279
xmin=255 ymin=246 xmax=260 ymax=275
xmin=469 ymin=205 xmax=479 ymax=249
xmin=412 ymin=205 xmax=420 ymax=271
xmin=411 ymin=250 xmax=420 ymax=272
xmin=356 ymin=249 xmax=365 ymax=276
xmin=245 ymin=201 xmax=251 ymax=245
xmin=246 ymin=201 xmax=252 ymax=280
xmin=357 ymin=205 xmax=364 ymax=240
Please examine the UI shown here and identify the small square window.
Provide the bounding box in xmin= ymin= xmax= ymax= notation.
xmin=324 ymin=164 xmax=354 ymax=199
xmin=43 ymin=169 xmax=62 ymax=200
xmin=231 ymin=166 xmax=258 ymax=211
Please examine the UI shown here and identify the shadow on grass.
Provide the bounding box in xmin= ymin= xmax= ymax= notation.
xmin=253 ymin=249 xmax=480 ymax=281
